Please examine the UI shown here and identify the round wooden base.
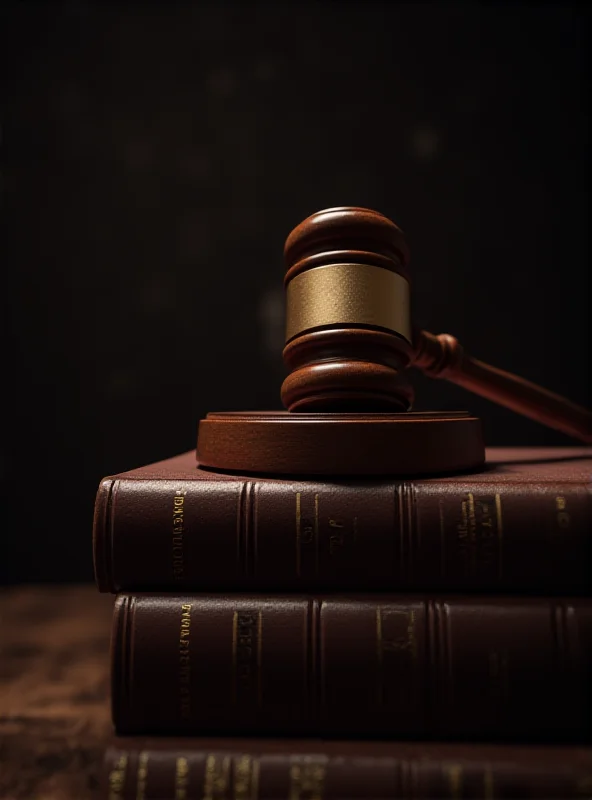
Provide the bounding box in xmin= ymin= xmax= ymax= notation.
xmin=196 ymin=411 xmax=485 ymax=476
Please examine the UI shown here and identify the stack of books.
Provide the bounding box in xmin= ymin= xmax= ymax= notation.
xmin=93 ymin=445 xmax=592 ymax=799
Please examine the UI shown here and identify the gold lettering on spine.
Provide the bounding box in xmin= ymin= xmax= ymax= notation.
xmin=555 ymin=495 xmax=571 ymax=529
xmin=376 ymin=608 xmax=417 ymax=706
xmin=446 ymin=764 xmax=463 ymax=800
xmin=495 ymin=493 xmax=503 ymax=578
xmin=175 ymin=756 xmax=189 ymax=800
xmin=477 ymin=500 xmax=496 ymax=576
xmin=179 ymin=603 xmax=192 ymax=719
xmin=234 ymin=755 xmax=251 ymax=799
xmin=382 ymin=611 xmax=417 ymax=657
xmin=456 ymin=493 xmax=478 ymax=574
xmin=203 ymin=754 xmax=230 ymax=800
xmin=452 ymin=492 xmax=505 ymax=579
xmin=135 ymin=751 xmax=149 ymax=800
xmin=233 ymin=610 xmax=262 ymax=706
xmin=328 ymin=514 xmax=347 ymax=555
xmin=456 ymin=495 xmax=472 ymax=574
xmin=288 ymin=757 xmax=327 ymax=800
xmin=172 ymin=489 xmax=187 ymax=581
xmin=108 ymin=754 xmax=128 ymax=800
xmin=234 ymin=755 xmax=260 ymax=800
xmin=296 ymin=492 xmax=302 ymax=577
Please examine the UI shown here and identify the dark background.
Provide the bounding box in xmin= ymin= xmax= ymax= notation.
xmin=3 ymin=1 xmax=589 ymax=585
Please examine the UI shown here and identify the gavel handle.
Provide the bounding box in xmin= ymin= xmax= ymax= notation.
xmin=413 ymin=330 xmax=592 ymax=444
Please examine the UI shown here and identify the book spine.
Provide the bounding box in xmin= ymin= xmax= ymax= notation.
xmin=111 ymin=594 xmax=592 ymax=740
xmin=103 ymin=743 xmax=592 ymax=800
xmin=93 ymin=477 xmax=592 ymax=593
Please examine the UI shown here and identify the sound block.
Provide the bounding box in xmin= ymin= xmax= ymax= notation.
xmin=196 ymin=411 xmax=485 ymax=476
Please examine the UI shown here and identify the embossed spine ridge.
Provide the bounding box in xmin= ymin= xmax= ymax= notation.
xmin=105 ymin=480 xmax=118 ymax=592
xmin=308 ymin=598 xmax=321 ymax=727
xmin=125 ymin=596 xmax=136 ymax=720
xmin=92 ymin=478 xmax=116 ymax=592
xmin=110 ymin=594 xmax=132 ymax=728
xmin=424 ymin=599 xmax=453 ymax=734
xmin=436 ymin=599 xmax=452 ymax=731
xmin=398 ymin=755 xmax=420 ymax=800
xmin=237 ymin=480 xmax=254 ymax=578
xmin=249 ymin=481 xmax=258 ymax=578
xmin=396 ymin=482 xmax=416 ymax=584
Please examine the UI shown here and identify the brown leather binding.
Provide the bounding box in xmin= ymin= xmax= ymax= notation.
xmin=93 ymin=447 xmax=592 ymax=594
xmin=104 ymin=736 xmax=592 ymax=800
xmin=111 ymin=593 xmax=592 ymax=741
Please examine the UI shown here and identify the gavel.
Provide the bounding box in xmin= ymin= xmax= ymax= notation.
xmin=281 ymin=206 xmax=592 ymax=443
xmin=196 ymin=205 xmax=591 ymax=476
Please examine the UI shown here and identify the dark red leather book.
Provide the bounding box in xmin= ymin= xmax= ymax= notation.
xmin=104 ymin=736 xmax=592 ymax=799
xmin=93 ymin=447 xmax=592 ymax=594
xmin=111 ymin=593 xmax=592 ymax=741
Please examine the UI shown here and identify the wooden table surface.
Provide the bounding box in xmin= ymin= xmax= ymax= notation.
xmin=0 ymin=585 xmax=115 ymax=800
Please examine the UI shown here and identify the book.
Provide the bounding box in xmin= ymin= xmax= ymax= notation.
xmin=94 ymin=447 xmax=592 ymax=594
xmin=111 ymin=593 xmax=592 ymax=741
xmin=104 ymin=736 xmax=592 ymax=800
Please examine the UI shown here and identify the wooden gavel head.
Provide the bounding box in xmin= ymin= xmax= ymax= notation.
xmin=199 ymin=205 xmax=590 ymax=477
xmin=281 ymin=206 xmax=415 ymax=412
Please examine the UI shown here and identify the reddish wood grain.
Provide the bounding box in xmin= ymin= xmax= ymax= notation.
xmin=279 ymin=206 xmax=592 ymax=440
xmin=414 ymin=330 xmax=592 ymax=443
xmin=197 ymin=410 xmax=485 ymax=476
xmin=281 ymin=207 xmax=413 ymax=413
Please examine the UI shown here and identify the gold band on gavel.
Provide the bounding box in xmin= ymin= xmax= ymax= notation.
xmin=285 ymin=263 xmax=411 ymax=343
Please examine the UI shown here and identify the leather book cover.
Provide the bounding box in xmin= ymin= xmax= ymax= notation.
xmin=111 ymin=593 xmax=592 ymax=741
xmin=94 ymin=447 xmax=592 ymax=594
xmin=104 ymin=736 xmax=592 ymax=799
